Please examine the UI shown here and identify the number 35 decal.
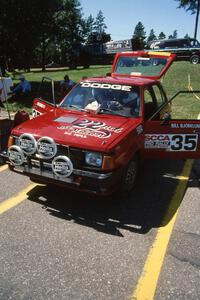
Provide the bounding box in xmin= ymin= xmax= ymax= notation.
xmin=170 ymin=134 xmax=198 ymax=151
xmin=145 ymin=134 xmax=198 ymax=151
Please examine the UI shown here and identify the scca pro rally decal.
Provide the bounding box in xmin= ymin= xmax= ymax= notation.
xmin=80 ymin=82 xmax=132 ymax=91
xmin=145 ymin=134 xmax=198 ymax=151
xmin=58 ymin=120 xmax=123 ymax=139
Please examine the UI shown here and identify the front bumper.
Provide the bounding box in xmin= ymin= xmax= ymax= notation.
xmin=8 ymin=158 xmax=123 ymax=195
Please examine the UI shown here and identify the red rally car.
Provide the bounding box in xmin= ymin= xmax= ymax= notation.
xmin=6 ymin=51 xmax=200 ymax=195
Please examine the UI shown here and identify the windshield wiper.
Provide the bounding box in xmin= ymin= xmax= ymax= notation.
xmin=99 ymin=107 xmax=128 ymax=117
xmin=66 ymin=105 xmax=89 ymax=112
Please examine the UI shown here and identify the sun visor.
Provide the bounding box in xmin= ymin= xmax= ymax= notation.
xmin=112 ymin=51 xmax=176 ymax=80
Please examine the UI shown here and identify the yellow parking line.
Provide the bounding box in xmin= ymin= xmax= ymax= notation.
xmin=0 ymin=164 xmax=8 ymax=172
xmin=0 ymin=183 xmax=37 ymax=214
xmin=132 ymin=159 xmax=193 ymax=300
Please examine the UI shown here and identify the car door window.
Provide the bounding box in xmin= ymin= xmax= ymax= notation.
xmin=152 ymin=85 xmax=165 ymax=108
xmin=144 ymin=88 xmax=157 ymax=120
xmin=169 ymin=92 xmax=200 ymax=120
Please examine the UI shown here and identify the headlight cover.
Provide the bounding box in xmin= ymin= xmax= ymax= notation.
xmin=85 ymin=152 xmax=102 ymax=167
xmin=19 ymin=133 xmax=37 ymax=155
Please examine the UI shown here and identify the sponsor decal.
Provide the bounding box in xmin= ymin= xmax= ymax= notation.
xmin=57 ymin=119 xmax=123 ymax=139
xmin=145 ymin=134 xmax=198 ymax=151
xmin=80 ymin=82 xmax=132 ymax=92
xmin=36 ymin=102 xmax=46 ymax=109
xmin=32 ymin=109 xmax=42 ymax=118
xmin=171 ymin=123 xmax=200 ymax=129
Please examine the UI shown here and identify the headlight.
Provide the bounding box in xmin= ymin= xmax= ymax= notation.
xmin=85 ymin=152 xmax=102 ymax=167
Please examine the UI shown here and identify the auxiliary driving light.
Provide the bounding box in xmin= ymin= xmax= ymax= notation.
xmin=8 ymin=145 xmax=25 ymax=166
xmin=52 ymin=156 xmax=73 ymax=177
xmin=37 ymin=136 xmax=57 ymax=159
xmin=19 ymin=133 xmax=37 ymax=155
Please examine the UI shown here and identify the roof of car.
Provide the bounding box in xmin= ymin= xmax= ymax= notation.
xmin=82 ymin=75 xmax=156 ymax=86
xmin=151 ymin=38 xmax=189 ymax=43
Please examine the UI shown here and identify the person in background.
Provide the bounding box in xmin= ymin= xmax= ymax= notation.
xmin=0 ymin=76 xmax=13 ymax=104
xmin=60 ymin=75 xmax=75 ymax=97
xmin=12 ymin=74 xmax=31 ymax=96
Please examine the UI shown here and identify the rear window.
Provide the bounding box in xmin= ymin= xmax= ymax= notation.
xmin=114 ymin=56 xmax=168 ymax=77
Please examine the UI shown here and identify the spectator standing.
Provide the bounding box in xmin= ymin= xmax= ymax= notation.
xmin=13 ymin=74 xmax=31 ymax=96
xmin=60 ymin=75 xmax=75 ymax=97
xmin=0 ymin=76 xmax=13 ymax=102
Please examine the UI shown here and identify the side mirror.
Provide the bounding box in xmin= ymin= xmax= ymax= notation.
xmin=161 ymin=112 xmax=171 ymax=125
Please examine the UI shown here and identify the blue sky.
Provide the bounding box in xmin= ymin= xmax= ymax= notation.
xmin=80 ymin=0 xmax=199 ymax=41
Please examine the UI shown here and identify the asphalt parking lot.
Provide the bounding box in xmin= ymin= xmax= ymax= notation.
xmin=0 ymin=159 xmax=200 ymax=300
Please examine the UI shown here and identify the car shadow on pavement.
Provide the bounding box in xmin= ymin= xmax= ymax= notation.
xmin=27 ymin=159 xmax=191 ymax=237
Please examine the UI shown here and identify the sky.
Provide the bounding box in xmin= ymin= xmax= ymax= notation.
xmin=80 ymin=0 xmax=199 ymax=41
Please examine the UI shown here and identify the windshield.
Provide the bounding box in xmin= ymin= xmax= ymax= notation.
xmin=60 ymin=82 xmax=140 ymax=117
xmin=114 ymin=56 xmax=168 ymax=77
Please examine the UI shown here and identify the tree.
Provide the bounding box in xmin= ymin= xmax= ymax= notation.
xmin=54 ymin=0 xmax=87 ymax=68
xmin=176 ymin=0 xmax=200 ymax=39
xmin=84 ymin=14 xmax=96 ymax=44
xmin=0 ymin=0 xmax=90 ymax=71
xmin=158 ymin=32 xmax=166 ymax=39
xmin=0 ymin=0 xmax=61 ymax=71
xmin=89 ymin=10 xmax=111 ymax=44
xmin=147 ymin=29 xmax=157 ymax=45
xmin=132 ymin=21 xmax=146 ymax=50
xmin=35 ymin=0 xmax=61 ymax=71
xmin=173 ymin=30 xmax=178 ymax=38
xmin=169 ymin=30 xmax=178 ymax=39
xmin=184 ymin=33 xmax=191 ymax=38
xmin=94 ymin=10 xmax=107 ymax=36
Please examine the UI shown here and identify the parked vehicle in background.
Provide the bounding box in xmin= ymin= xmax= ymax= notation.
xmin=104 ymin=39 xmax=133 ymax=54
xmin=148 ymin=38 xmax=200 ymax=64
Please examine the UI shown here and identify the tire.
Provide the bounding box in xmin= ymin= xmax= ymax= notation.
xmin=120 ymin=156 xmax=138 ymax=194
xmin=190 ymin=55 xmax=200 ymax=65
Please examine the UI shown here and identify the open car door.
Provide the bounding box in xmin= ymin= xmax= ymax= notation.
xmin=142 ymin=90 xmax=200 ymax=159
xmin=32 ymin=77 xmax=56 ymax=118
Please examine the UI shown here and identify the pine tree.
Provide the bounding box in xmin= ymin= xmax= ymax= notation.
xmin=158 ymin=32 xmax=166 ymax=39
xmin=132 ymin=21 xmax=146 ymax=50
xmin=83 ymin=14 xmax=96 ymax=44
xmin=90 ymin=10 xmax=110 ymax=44
xmin=94 ymin=10 xmax=107 ymax=35
xmin=147 ymin=29 xmax=157 ymax=45
xmin=172 ymin=30 xmax=178 ymax=38
xmin=184 ymin=33 xmax=191 ymax=38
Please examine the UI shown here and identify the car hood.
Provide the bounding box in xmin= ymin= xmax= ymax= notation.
xmin=12 ymin=108 xmax=142 ymax=152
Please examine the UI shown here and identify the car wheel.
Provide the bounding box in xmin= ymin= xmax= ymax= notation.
xmin=190 ymin=55 xmax=200 ymax=65
xmin=121 ymin=156 xmax=138 ymax=194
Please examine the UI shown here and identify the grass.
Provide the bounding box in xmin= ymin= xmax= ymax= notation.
xmin=13 ymin=65 xmax=112 ymax=84
xmin=162 ymin=62 xmax=200 ymax=119
xmin=4 ymin=61 xmax=200 ymax=119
